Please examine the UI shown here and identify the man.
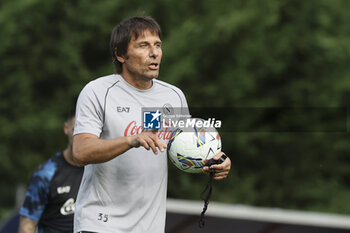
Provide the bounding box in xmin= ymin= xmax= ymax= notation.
xmin=73 ymin=16 xmax=231 ymax=233
xmin=18 ymin=108 xmax=84 ymax=233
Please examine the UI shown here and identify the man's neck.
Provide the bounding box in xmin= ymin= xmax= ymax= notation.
xmin=120 ymin=73 xmax=153 ymax=90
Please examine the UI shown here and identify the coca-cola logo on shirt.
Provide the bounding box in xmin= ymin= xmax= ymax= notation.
xmin=124 ymin=121 xmax=173 ymax=140
xmin=60 ymin=198 xmax=75 ymax=215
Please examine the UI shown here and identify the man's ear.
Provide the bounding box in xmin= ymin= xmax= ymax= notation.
xmin=64 ymin=122 xmax=69 ymax=135
xmin=115 ymin=49 xmax=125 ymax=63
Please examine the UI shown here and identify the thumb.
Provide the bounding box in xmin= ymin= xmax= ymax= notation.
xmin=213 ymin=152 xmax=225 ymax=160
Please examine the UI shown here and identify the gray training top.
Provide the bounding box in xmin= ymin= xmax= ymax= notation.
xmin=73 ymin=74 xmax=188 ymax=233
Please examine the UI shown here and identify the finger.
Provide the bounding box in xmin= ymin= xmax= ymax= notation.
xmin=213 ymin=152 xmax=225 ymax=160
xmin=154 ymin=139 xmax=167 ymax=152
xmin=213 ymin=170 xmax=229 ymax=179
xmin=202 ymin=167 xmax=210 ymax=174
xmin=210 ymin=156 xmax=231 ymax=170
xmin=209 ymin=163 xmax=226 ymax=171
xmin=139 ymin=138 xmax=150 ymax=150
xmin=149 ymin=132 xmax=167 ymax=152
xmin=145 ymin=137 xmax=158 ymax=154
xmin=212 ymin=170 xmax=229 ymax=176
xmin=202 ymin=169 xmax=227 ymax=179
xmin=210 ymin=167 xmax=231 ymax=176
xmin=213 ymin=173 xmax=229 ymax=180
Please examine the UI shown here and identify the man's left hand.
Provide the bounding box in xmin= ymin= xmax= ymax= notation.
xmin=202 ymin=152 xmax=231 ymax=180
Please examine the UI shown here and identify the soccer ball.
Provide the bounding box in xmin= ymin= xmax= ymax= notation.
xmin=167 ymin=118 xmax=222 ymax=173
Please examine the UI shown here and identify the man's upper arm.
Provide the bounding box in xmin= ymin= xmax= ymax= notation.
xmin=72 ymin=133 xmax=100 ymax=164
xmin=73 ymin=133 xmax=99 ymax=149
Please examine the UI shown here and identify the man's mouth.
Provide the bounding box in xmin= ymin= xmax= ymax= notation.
xmin=148 ymin=62 xmax=159 ymax=70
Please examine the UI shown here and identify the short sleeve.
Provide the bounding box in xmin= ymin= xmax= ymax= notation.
xmin=178 ymin=89 xmax=190 ymax=117
xmin=74 ymin=83 xmax=104 ymax=137
xmin=19 ymin=160 xmax=57 ymax=221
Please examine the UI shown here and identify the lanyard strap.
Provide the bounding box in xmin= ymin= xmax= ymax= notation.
xmin=199 ymin=169 xmax=215 ymax=228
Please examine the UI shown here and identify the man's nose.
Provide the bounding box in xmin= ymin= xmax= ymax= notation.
xmin=150 ymin=46 xmax=161 ymax=58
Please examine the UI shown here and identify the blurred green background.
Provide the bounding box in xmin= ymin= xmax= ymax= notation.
xmin=1 ymin=0 xmax=350 ymax=221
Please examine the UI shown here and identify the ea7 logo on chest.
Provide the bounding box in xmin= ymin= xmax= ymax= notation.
xmin=117 ymin=106 xmax=130 ymax=113
xmin=57 ymin=186 xmax=71 ymax=194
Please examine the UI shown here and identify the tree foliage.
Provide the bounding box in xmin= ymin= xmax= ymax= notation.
xmin=1 ymin=0 xmax=350 ymax=217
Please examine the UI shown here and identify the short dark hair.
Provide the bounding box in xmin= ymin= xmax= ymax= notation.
xmin=109 ymin=16 xmax=162 ymax=74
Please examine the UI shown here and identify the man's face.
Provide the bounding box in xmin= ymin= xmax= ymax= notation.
xmin=122 ymin=30 xmax=162 ymax=80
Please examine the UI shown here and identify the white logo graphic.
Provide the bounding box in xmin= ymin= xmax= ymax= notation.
xmin=57 ymin=186 xmax=71 ymax=194
xmin=60 ymin=198 xmax=75 ymax=215
xmin=151 ymin=110 xmax=161 ymax=122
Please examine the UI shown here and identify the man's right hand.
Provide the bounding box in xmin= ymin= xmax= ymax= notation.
xmin=127 ymin=130 xmax=167 ymax=154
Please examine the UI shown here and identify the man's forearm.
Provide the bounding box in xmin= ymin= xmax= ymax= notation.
xmin=73 ymin=134 xmax=133 ymax=165
xmin=18 ymin=216 xmax=37 ymax=233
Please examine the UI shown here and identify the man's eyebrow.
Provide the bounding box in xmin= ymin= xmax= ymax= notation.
xmin=135 ymin=39 xmax=149 ymax=44
xmin=136 ymin=40 xmax=162 ymax=45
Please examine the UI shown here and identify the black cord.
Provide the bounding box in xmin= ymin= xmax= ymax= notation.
xmin=199 ymin=169 xmax=215 ymax=228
